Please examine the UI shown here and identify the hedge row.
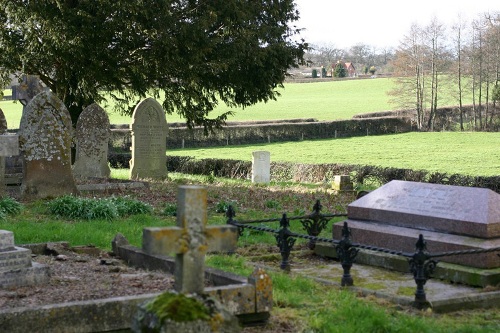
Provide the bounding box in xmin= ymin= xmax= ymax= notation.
xmin=163 ymin=155 xmax=500 ymax=193
xmin=109 ymin=117 xmax=413 ymax=151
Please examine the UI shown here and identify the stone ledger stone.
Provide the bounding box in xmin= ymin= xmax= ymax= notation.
xmin=18 ymin=91 xmax=78 ymax=199
xmin=335 ymin=180 xmax=500 ymax=269
xmin=129 ymin=98 xmax=168 ymax=180
xmin=251 ymin=151 xmax=270 ymax=184
xmin=72 ymin=103 xmax=111 ymax=178
xmin=0 ymin=230 xmax=49 ymax=288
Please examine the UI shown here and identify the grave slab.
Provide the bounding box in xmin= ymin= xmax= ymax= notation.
xmin=340 ymin=180 xmax=500 ymax=269
xmin=348 ymin=180 xmax=500 ymax=239
xmin=252 ymin=151 xmax=270 ymax=184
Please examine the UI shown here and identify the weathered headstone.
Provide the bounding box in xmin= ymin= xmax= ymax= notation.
xmin=0 ymin=108 xmax=6 ymax=134
xmin=0 ymin=230 xmax=49 ymax=288
xmin=72 ymin=103 xmax=111 ymax=179
xmin=251 ymin=151 xmax=270 ymax=184
xmin=0 ymin=135 xmax=19 ymax=196
xmin=18 ymin=91 xmax=78 ymax=199
xmin=137 ymin=186 xmax=241 ymax=332
xmin=129 ymin=98 xmax=168 ymax=180
xmin=335 ymin=180 xmax=500 ymax=268
xmin=332 ymin=175 xmax=354 ymax=192
xmin=0 ymin=108 xmax=7 ymax=195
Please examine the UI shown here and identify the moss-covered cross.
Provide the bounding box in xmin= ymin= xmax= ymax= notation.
xmin=142 ymin=185 xmax=238 ymax=294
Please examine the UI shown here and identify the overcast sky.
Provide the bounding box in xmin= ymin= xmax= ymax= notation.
xmin=294 ymin=0 xmax=499 ymax=49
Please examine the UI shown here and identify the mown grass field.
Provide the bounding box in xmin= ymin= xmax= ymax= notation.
xmin=2 ymin=79 xmax=397 ymax=128
xmin=169 ymin=132 xmax=500 ymax=177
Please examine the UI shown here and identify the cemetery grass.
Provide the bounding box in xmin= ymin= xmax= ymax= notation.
xmin=169 ymin=132 xmax=500 ymax=177
xmin=1 ymin=173 xmax=499 ymax=332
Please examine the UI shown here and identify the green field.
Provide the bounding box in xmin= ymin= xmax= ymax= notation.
xmin=169 ymin=132 xmax=500 ymax=177
xmin=2 ymin=79 xmax=397 ymax=128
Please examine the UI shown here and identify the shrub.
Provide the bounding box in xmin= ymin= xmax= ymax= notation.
xmin=47 ymin=195 xmax=151 ymax=220
xmin=163 ymin=203 xmax=177 ymax=217
xmin=0 ymin=197 xmax=23 ymax=217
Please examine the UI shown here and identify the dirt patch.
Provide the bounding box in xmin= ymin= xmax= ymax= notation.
xmin=0 ymin=249 xmax=173 ymax=310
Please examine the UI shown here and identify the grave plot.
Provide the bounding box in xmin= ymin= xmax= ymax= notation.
xmin=0 ymin=186 xmax=272 ymax=333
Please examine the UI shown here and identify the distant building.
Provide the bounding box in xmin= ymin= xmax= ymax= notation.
xmin=331 ymin=61 xmax=356 ymax=78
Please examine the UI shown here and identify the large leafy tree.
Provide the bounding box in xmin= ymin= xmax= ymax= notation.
xmin=0 ymin=0 xmax=307 ymax=128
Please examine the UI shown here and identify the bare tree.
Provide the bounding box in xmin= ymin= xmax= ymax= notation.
xmin=389 ymin=23 xmax=427 ymax=129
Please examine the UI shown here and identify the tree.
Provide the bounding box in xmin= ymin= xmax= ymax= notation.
xmin=333 ymin=62 xmax=347 ymax=78
xmin=0 ymin=1 xmax=307 ymax=129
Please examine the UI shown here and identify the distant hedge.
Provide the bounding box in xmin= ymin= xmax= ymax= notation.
xmin=164 ymin=156 xmax=500 ymax=193
xmin=109 ymin=117 xmax=413 ymax=151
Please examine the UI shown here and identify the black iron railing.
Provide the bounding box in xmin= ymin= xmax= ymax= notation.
xmin=225 ymin=200 xmax=500 ymax=309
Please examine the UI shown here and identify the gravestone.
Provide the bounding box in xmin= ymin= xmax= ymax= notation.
xmin=0 ymin=108 xmax=6 ymax=134
xmin=129 ymin=98 xmax=168 ymax=180
xmin=335 ymin=180 xmax=500 ymax=269
xmin=142 ymin=185 xmax=239 ymax=294
xmin=72 ymin=103 xmax=111 ymax=179
xmin=332 ymin=175 xmax=354 ymax=192
xmin=0 ymin=230 xmax=49 ymax=288
xmin=0 ymin=135 xmax=19 ymax=196
xmin=0 ymin=109 xmax=7 ymax=195
xmin=137 ymin=186 xmax=241 ymax=332
xmin=18 ymin=91 xmax=78 ymax=199
xmin=251 ymin=151 xmax=270 ymax=184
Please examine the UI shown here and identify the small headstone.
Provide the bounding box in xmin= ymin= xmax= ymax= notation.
xmin=18 ymin=91 xmax=78 ymax=199
xmin=338 ymin=180 xmax=500 ymax=268
xmin=0 ymin=135 xmax=19 ymax=196
xmin=251 ymin=151 xmax=270 ymax=184
xmin=0 ymin=230 xmax=50 ymax=288
xmin=332 ymin=175 xmax=353 ymax=191
xmin=129 ymin=98 xmax=168 ymax=180
xmin=72 ymin=103 xmax=111 ymax=179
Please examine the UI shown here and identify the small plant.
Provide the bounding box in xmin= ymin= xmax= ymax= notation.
xmin=215 ymin=200 xmax=237 ymax=214
xmin=163 ymin=203 xmax=177 ymax=216
xmin=47 ymin=195 xmax=151 ymax=220
xmin=0 ymin=197 xmax=23 ymax=218
xmin=265 ymin=199 xmax=281 ymax=210
xmin=110 ymin=196 xmax=152 ymax=216
xmin=204 ymin=171 xmax=216 ymax=184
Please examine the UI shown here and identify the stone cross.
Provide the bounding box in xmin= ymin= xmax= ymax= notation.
xmin=142 ymin=186 xmax=238 ymax=294
xmin=11 ymin=75 xmax=48 ymax=117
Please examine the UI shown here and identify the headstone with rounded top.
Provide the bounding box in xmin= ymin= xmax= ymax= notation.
xmin=72 ymin=103 xmax=111 ymax=179
xmin=18 ymin=91 xmax=78 ymax=199
xmin=129 ymin=98 xmax=168 ymax=180
xmin=251 ymin=151 xmax=270 ymax=184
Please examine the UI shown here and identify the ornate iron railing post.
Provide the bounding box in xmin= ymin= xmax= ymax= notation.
xmin=335 ymin=222 xmax=359 ymax=286
xmin=408 ymin=234 xmax=438 ymax=309
xmin=225 ymin=205 xmax=243 ymax=237
xmin=300 ymin=200 xmax=330 ymax=250
xmin=275 ymin=213 xmax=296 ymax=271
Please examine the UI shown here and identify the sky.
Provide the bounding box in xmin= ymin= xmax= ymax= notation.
xmin=293 ymin=0 xmax=499 ymax=49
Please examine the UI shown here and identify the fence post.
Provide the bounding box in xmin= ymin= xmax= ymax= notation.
xmin=275 ymin=213 xmax=296 ymax=271
xmin=300 ymin=200 xmax=329 ymax=250
xmin=408 ymin=234 xmax=438 ymax=309
xmin=335 ymin=222 xmax=359 ymax=286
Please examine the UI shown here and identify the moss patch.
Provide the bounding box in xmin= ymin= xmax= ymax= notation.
xmin=145 ymin=292 xmax=211 ymax=323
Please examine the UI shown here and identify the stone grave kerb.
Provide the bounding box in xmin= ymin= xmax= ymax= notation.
xmin=142 ymin=185 xmax=238 ymax=294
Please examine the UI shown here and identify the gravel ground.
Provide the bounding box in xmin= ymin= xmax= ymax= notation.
xmin=0 ymin=249 xmax=173 ymax=310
